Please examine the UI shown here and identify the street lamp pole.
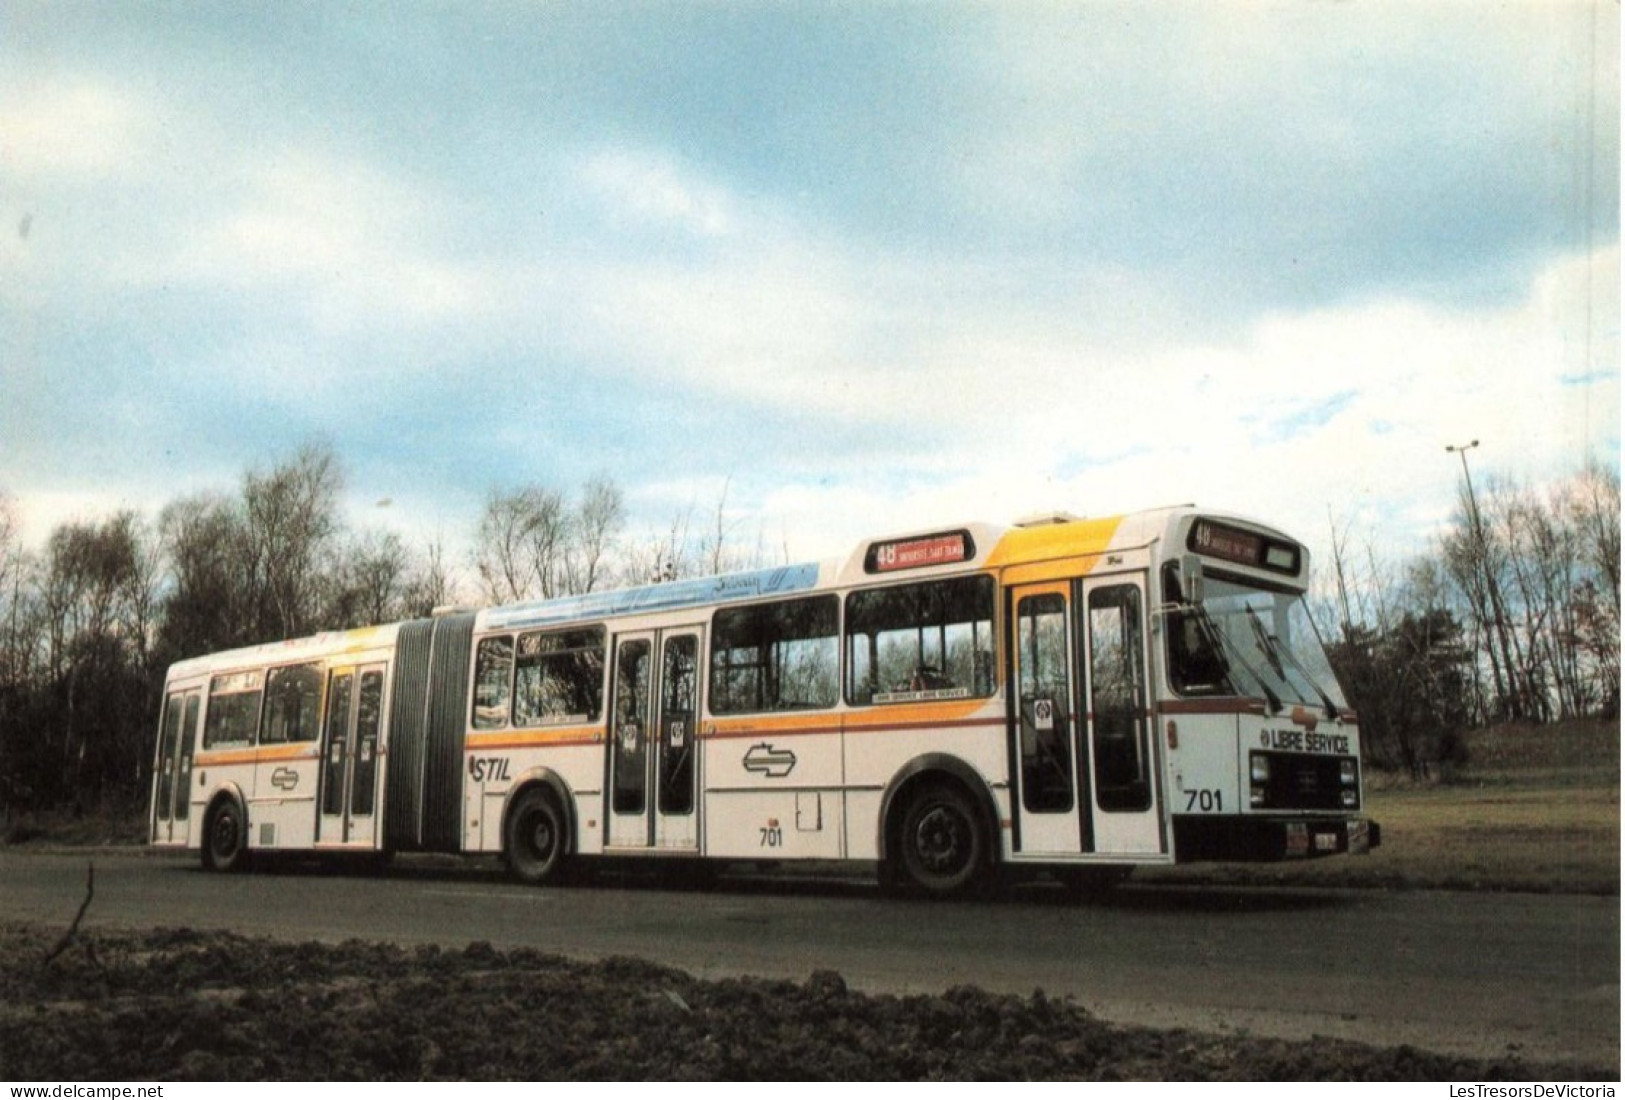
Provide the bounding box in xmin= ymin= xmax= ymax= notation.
xmin=1445 ymin=440 xmax=1483 ymax=533
xmin=1445 ymin=439 xmax=1520 ymax=720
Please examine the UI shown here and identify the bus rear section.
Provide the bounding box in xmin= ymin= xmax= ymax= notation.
xmin=148 ymin=623 xmax=427 ymax=868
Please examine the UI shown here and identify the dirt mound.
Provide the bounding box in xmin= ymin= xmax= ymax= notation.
xmin=0 ymin=925 xmax=1608 ymax=1081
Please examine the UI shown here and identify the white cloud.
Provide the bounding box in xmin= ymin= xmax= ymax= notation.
xmin=2 ymin=7 xmax=1610 ymax=594
xmin=135 ymin=150 xmax=501 ymax=354
xmin=0 ymin=79 xmax=145 ymax=178
xmin=579 ymin=148 xmax=738 ymax=238
xmin=554 ymin=151 xmax=1616 ymax=497
xmin=736 ymin=244 xmax=1619 ymax=569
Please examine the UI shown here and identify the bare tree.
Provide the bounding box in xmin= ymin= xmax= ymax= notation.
xmin=1443 ymin=477 xmax=1525 ymax=722
xmin=621 ymin=506 xmax=691 ymax=587
xmin=156 ymin=492 xmax=252 ymax=659
xmin=563 ymin=475 xmax=624 ymax=595
xmin=401 ymin=535 xmax=462 ymax=618
xmin=628 ymin=480 xmax=782 ymax=587
xmin=0 ymin=494 xmax=35 ymax=690
xmin=329 ymin=530 xmax=411 ymax=628
xmin=472 ymin=486 xmax=569 ymax=604
xmin=476 ymin=479 xmax=630 ymax=603
xmin=34 ymin=512 xmax=158 ymax=807
xmin=242 ymin=442 xmax=345 ymax=641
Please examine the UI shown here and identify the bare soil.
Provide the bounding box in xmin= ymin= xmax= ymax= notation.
xmin=0 ymin=924 xmax=1611 ymax=1082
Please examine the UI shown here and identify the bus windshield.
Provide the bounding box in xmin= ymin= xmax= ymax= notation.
xmin=1165 ymin=572 xmax=1347 ymax=715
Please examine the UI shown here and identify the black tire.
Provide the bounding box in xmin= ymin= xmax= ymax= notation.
xmin=505 ymin=788 xmax=569 ymax=885
xmin=202 ymin=798 xmax=247 ymax=873
xmin=894 ymin=781 xmax=989 ymax=898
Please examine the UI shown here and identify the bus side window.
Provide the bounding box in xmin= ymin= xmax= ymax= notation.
xmin=472 ymin=635 xmax=515 ymax=729
xmin=262 ymin=663 xmax=323 ymax=744
xmin=514 ymin=627 xmax=606 ymax=726
xmin=844 ymin=575 xmax=995 ymax=705
xmin=1162 ymin=563 xmax=1230 ymax=695
xmin=710 ymin=596 xmax=839 ymax=714
xmin=204 ymin=671 xmax=263 ymax=748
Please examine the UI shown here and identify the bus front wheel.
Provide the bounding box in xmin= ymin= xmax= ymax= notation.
xmin=893 ymin=781 xmax=988 ymax=898
xmin=202 ymin=799 xmax=247 ymax=873
xmin=506 ymin=788 xmax=569 ymax=886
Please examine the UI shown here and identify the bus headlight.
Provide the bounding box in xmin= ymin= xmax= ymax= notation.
xmin=1340 ymin=759 xmax=1358 ymax=785
xmin=1251 ymin=785 xmax=1267 ymax=808
xmin=1341 ymin=789 xmax=1359 ymax=808
xmin=1250 ymin=754 xmax=1272 ymax=784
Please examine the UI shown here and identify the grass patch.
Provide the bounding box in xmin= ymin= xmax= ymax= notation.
xmin=7 ymin=721 xmax=1618 ymax=895
xmin=1150 ymin=718 xmax=1620 ymax=895
xmin=2 ymin=805 xmax=146 ymax=848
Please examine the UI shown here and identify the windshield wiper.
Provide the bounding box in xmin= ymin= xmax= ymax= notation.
xmin=1246 ymin=607 xmax=1340 ymax=720
xmin=1246 ymin=607 xmax=1288 ymax=679
xmin=1205 ymin=607 xmax=1281 ymax=714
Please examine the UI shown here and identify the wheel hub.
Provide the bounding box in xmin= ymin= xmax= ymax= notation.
xmin=916 ymin=807 xmax=968 ymax=872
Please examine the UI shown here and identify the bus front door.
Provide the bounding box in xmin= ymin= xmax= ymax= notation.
xmin=1079 ymin=576 xmax=1165 ymax=857
xmin=1010 ymin=582 xmax=1087 ymax=856
xmin=1009 ymin=577 xmax=1166 ymax=861
xmin=607 ymin=628 xmax=703 ymax=853
xmin=317 ymin=664 xmax=386 ymax=848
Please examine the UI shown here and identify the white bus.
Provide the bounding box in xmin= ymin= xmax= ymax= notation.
xmin=150 ymin=505 xmax=1379 ymax=896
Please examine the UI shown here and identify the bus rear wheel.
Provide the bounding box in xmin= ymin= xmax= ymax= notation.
xmin=202 ymin=799 xmax=247 ymax=873
xmin=506 ymin=789 xmax=568 ymax=886
xmin=894 ymin=781 xmax=988 ymax=898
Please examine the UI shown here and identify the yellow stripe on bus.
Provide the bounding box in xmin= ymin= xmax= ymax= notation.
xmin=983 ymin=515 xmax=1127 ymax=569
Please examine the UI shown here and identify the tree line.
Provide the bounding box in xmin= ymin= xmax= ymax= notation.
xmin=1320 ymin=459 xmax=1618 ymax=775
xmin=0 ymin=442 xmax=1615 ymax=818
xmin=0 ymin=444 xmax=775 ymax=819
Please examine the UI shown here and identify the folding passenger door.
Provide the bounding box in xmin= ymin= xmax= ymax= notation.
xmin=1079 ymin=576 xmax=1165 ymax=856
xmin=317 ymin=663 xmax=386 ymax=848
xmin=1009 ymin=582 xmax=1088 ymax=856
xmin=152 ymin=685 xmax=202 ymax=844
xmin=607 ymin=627 xmax=703 ymax=852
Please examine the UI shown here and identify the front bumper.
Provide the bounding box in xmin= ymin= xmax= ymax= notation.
xmin=1173 ymin=815 xmax=1381 ymax=862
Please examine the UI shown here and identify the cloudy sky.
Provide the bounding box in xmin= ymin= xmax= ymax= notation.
xmin=2 ymin=2 xmax=1618 ymax=581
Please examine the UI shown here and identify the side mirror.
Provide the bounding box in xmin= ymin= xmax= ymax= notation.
xmin=1179 ymin=553 xmax=1205 ymax=605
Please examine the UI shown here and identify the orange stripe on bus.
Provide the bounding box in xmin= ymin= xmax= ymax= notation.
xmin=706 ymin=721 xmax=844 ymax=740
xmin=194 ymin=745 xmax=321 ymax=767
xmin=465 ymin=728 xmax=603 ymax=751
xmin=842 ymin=716 xmax=1003 ymax=736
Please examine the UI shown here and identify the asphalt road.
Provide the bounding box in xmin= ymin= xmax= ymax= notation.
xmin=1 ymin=849 xmax=1616 ymax=1069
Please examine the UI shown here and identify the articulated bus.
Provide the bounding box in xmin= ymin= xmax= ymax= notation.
xmin=150 ymin=505 xmax=1379 ymax=896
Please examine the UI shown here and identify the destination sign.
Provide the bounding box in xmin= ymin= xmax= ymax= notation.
xmin=865 ymin=530 xmax=974 ymax=574
xmin=1188 ymin=520 xmax=1300 ymax=575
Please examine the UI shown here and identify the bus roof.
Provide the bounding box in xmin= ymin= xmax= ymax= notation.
xmin=166 ymin=622 xmax=403 ymax=680
xmin=163 ymin=504 xmax=1304 ymax=678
